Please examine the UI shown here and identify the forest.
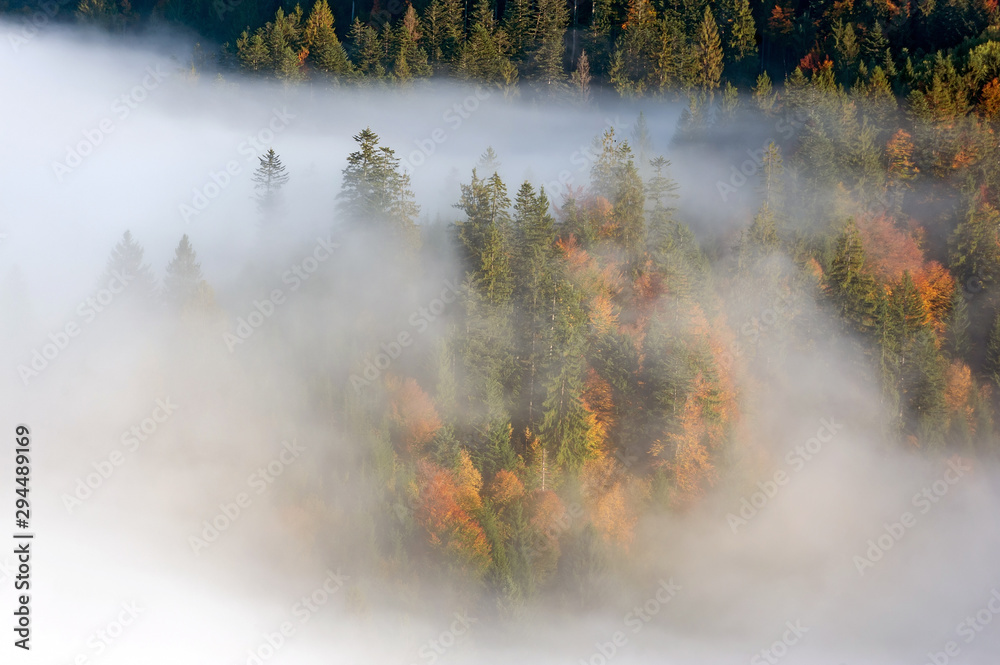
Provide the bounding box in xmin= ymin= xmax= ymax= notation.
xmin=31 ymin=69 xmax=1000 ymax=611
xmin=5 ymin=1 xmax=1000 ymax=658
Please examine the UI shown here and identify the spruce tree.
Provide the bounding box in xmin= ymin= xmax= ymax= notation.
xmin=304 ymin=0 xmax=353 ymax=77
xmin=338 ymin=128 xmax=419 ymax=241
xmin=456 ymin=169 xmax=513 ymax=304
xmin=729 ymin=0 xmax=756 ymax=64
xmin=163 ymin=235 xmax=205 ymax=309
xmin=252 ymin=148 xmax=290 ymax=219
xmin=828 ymin=220 xmax=881 ymax=335
xmin=951 ymin=200 xmax=1000 ymax=289
xmin=102 ymin=230 xmax=158 ymax=305
xmin=697 ymin=6 xmax=723 ymax=93
xmin=392 ymin=5 xmax=432 ymax=80
xmin=349 ymin=18 xmax=386 ymax=78
xmin=530 ymin=0 xmax=569 ymax=89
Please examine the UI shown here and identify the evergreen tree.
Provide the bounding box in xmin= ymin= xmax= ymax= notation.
xmin=752 ymin=71 xmax=776 ymax=111
xmin=591 ymin=129 xmax=645 ymax=265
xmin=607 ymin=0 xmax=659 ymax=95
xmin=252 ymin=148 xmax=290 ymax=219
xmin=163 ymin=235 xmax=205 ymax=309
xmin=236 ymin=30 xmax=270 ymax=72
xmin=102 ymin=230 xmax=158 ymax=304
xmin=456 ymin=169 xmax=513 ymax=304
xmin=511 ymin=182 xmax=558 ymax=432
xmin=950 ymin=200 xmax=1000 ymax=289
xmin=729 ymin=0 xmax=755 ymax=57
xmin=392 ymin=5 xmax=433 ymax=80
xmin=502 ymin=0 xmax=532 ymax=57
xmin=349 ymin=18 xmax=386 ymax=77
xmin=697 ymin=6 xmax=723 ymax=93
xmin=338 ymin=128 xmax=419 ymax=242
xmin=457 ymin=23 xmax=519 ymax=89
xmin=529 ymin=0 xmax=569 ymax=89
xmin=303 ymin=0 xmax=353 ymax=77
xmin=828 ymin=220 xmax=881 ymax=335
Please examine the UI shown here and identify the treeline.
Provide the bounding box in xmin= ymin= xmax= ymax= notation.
xmin=8 ymin=0 xmax=1000 ymax=103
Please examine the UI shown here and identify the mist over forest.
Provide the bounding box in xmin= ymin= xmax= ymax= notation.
xmin=4 ymin=1 xmax=1000 ymax=664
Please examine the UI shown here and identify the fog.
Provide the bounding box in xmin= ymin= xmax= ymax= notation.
xmin=3 ymin=20 xmax=1000 ymax=665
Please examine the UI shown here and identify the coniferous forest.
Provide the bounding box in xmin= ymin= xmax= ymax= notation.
xmin=6 ymin=1 xmax=1000 ymax=662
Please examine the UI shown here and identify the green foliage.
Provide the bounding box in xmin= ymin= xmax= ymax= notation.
xmin=338 ymin=128 xmax=419 ymax=243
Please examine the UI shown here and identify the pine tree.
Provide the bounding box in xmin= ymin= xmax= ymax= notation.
xmin=608 ymin=0 xmax=659 ymax=95
xmin=478 ymin=146 xmax=501 ymax=173
xmin=697 ymin=5 xmax=723 ymax=93
xmin=752 ymin=71 xmax=776 ymax=111
xmin=252 ymin=148 xmax=290 ymax=219
xmin=236 ymin=30 xmax=270 ymax=72
xmin=304 ymin=0 xmax=353 ymax=77
xmin=590 ymin=129 xmax=645 ymax=265
xmin=951 ymin=200 xmax=1000 ymax=289
xmin=833 ymin=20 xmax=859 ymax=83
xmin=502 ymin=0 xmax=532 ymax=57
xmin=728 ymin=0 xmax=757 ymax=77
xmin=828 ymin=220 xmax=881 ymax=334
xmin=861 ymin=21 xmax=888 ymax=66
xmin=645 ymin=156 xmax=695 ymax=289
xmin=423 ymin=0 xmax=465 ymax=65
xmin=911 ymin=328 xmax=948 ymax=446
xmin=338 ymin=128 xmax=419 ymax=241
xmin=349 ymin=18 xmax=386 ymax=78
xmin=163 ymin=235 xmax=205 ymax=309
xmin=457 ymin=169 xmax=513 ymax=304
xmin=457 ymin=23 xmax=519 ymax=89
xmin=102 ymin=230 xmax=158 ymax=304
xmin=530 ymin=0 xmax=569 ymax=89
xmin=511 ymin=182 xmax=557 ymax=434
xmin=392 ymin=5 xmax=432 ymax=80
